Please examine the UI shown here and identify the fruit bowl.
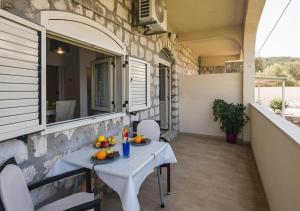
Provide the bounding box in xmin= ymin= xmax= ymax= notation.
xmin=94 ymin=142 xmax=115 ymax=149
xmin=91 ymin=150 xmax=120 ymax=164
xmin=94 ymin=135 xmax=117 ymax=149
xmin=131 ymin=137 xmax=151 ymax=146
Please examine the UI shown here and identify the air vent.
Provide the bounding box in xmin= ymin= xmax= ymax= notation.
xmin=140 ymin=0 xmax=150 ymax=18
xmin=138 ymin=0 xmax=167 ymax=33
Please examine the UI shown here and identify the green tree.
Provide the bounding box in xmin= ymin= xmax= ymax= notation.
xmin=287 ymin=62 xmax=300 ymax=81
xmin=255 ymin=57 xmax=300 ymax=86
xmin=262 ymin=64 xmax=286 ymax=77
xmin=255 ymin=57 xmax=265 ymax=72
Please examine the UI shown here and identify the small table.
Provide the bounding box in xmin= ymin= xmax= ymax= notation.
xmin=48 ymin=141 xmax=177 ymax=211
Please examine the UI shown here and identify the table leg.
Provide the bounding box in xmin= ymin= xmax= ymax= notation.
xmin=73 ymin=177 xmax=79 ymax=193
xmin=167 ymin=164 xmax=171 ymax=195
xmin=156 ymin=167 xmax=165 ymax=208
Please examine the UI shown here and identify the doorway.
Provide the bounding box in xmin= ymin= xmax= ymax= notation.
xmin=158 ymin=49 xmax=171 ymax=131
xmin=46 ymin=65 xmax=65 ymax=105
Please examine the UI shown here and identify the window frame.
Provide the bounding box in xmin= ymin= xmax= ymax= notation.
xmin=45 ymin=35 xmax=126 ymax=132
xmin=91 ymin=57 xmax=114 ymax=112
xmin=0 ymin=10 xmax=130 ymax=140
xmin=40 ymin=11 xmax=128 ymax=135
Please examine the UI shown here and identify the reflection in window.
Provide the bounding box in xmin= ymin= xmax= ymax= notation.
xmin=95 ymin=63 xmax=109 ymax=107
xmin=46 ymin=37 xmax=121 ymax=124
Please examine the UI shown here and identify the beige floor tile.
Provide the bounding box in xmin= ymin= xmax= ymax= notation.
xmin=101 ymin=134 xmax=269 ymax=211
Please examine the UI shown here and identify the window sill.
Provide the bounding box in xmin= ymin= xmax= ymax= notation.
xmin=41 ymin=112 xmax=126 ymax=136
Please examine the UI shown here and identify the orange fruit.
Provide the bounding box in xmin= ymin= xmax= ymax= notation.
xmin=134 ymin=136 xmax=142 ymax=144
xmin=96 ymin=150 xmax=107 ymax=160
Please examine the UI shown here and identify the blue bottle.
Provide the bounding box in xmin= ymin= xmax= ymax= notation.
xmin=122 ymin=140 xmax=130 ymax=158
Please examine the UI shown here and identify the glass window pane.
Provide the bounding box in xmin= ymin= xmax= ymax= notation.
xmin=95 ymin=62 xmax=109 ymax=107
xmin=159 ymin=69 xmax=165 ymax=101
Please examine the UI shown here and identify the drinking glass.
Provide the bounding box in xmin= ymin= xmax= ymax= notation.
xmin=122 ymin=141 xmax=130 ymax=158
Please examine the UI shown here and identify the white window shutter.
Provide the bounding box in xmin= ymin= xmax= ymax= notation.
xmin=127 ymin=57 xmax=151 ymax=112
xmin=0 ymin=10 xmax=46 ymax=142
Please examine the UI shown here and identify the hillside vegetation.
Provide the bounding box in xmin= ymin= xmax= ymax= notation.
xmin=255 ymin=57 xmax=300 ymax=86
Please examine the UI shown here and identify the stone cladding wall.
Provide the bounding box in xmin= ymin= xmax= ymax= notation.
xmin=199 ymin=60 xmax=243 ymax=74
xmin=0 ymin=0 xmax=199 ymax=205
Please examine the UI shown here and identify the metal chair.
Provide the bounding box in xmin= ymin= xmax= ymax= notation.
xmin=133 ymin=120 xmax=172 ymax=194
xmin=0 ymin=159 xmax=100 ymax=211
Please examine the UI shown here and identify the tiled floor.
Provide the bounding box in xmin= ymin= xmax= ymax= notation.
xmin=102 ymin=133 xmax=269 ymax=211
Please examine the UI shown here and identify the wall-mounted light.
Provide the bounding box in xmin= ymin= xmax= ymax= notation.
xmin=50 ymin=39 xmax=70 ymax=55
xmin=56 ymin=46 xmax=66 ymax=54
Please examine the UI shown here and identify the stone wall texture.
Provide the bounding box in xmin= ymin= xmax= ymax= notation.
xmin=0 ymin=0 xmax=199 ymax=206
xmin=199 ymin=60 xmax=243 ymax=74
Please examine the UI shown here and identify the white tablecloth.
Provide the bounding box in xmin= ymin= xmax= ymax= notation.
xmin=48 ymin=141 xmax=177 ymax=211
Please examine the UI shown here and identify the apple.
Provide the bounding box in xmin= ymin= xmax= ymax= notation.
xmin=106 ymin=148 xmax=113 ymax=154
xmin=101 ymin=140 xmax=109 ymax=148
xmin=107 ymin=153 xmax=114 ymax=159
xmin=108 ymin=136 xmax=116 ymax=145
xmin=94 ymin=142 xmax=101 ymax=148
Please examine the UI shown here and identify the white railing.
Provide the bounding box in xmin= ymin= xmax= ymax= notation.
xmin=255 ymin=76 xmax=287 ymax=117
xmin=250 ymin=103 xmax=300 ymax=211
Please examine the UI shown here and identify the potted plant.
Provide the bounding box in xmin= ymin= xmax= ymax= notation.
xmin=212 ymin=99 xmax=249 ymax=144
xmin=270 ymin=97 xmax=288 ymax=114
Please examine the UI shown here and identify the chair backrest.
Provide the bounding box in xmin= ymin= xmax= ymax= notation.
xmin=132 ymin=120 xmax=160 ymax=135
xmin=137 ymin=120 xmax=161 ymax=142
xmin=56 ymin=100 xmax=76 ymax=122
xmin=0 ymin=165 xmax=34 ymax=211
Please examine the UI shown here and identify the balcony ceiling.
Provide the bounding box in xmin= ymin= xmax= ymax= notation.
xmin=165 ymin=0 xmax=247 ymax=57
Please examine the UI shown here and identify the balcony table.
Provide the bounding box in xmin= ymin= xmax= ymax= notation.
xmin=47 ymin=140 xmax=177 ymax=211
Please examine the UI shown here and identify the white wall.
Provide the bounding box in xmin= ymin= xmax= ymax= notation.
xmin=179 ymin=72 xmax=242 ymax=137
xmin=251 ymin=103 xmax=300 ymax=211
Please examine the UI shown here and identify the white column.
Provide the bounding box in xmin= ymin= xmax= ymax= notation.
xmin=242 ymin=0 xmax=266 ymax=142
xmin=281 ymin=80 xmax=286 ymax=117
xmin=257 ymin=81 xmax=261 ymax=105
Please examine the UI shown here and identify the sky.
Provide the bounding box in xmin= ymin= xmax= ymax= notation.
xmin=255 ymin=0 xmax=300 ymax=58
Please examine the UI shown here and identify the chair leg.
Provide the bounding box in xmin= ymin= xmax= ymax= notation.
xmin=85 ymin=169 xmax=92 ymax=193
xmin=167 ymin=164 xmax=171 ymax=195
xmin=156 ymin=167 xmax=165 ymax=208
xmin=95 ymin=202 xmax=101 ymax=211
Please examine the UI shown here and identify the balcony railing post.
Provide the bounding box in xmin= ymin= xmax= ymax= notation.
xmin=281 ymin=80 xmax=286 ymax=117
xmin=258 ymin=81 xmax=261 ymax=105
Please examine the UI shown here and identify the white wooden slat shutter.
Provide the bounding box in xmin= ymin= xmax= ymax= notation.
xmin=0 ymin=10 xmax=46 ymax=142
xmin=127 ymin=57 xmax=151 ymax=112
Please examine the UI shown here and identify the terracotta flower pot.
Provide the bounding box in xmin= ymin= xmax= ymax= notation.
xmin=226 ymin=133 xmax=237 ymax=144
